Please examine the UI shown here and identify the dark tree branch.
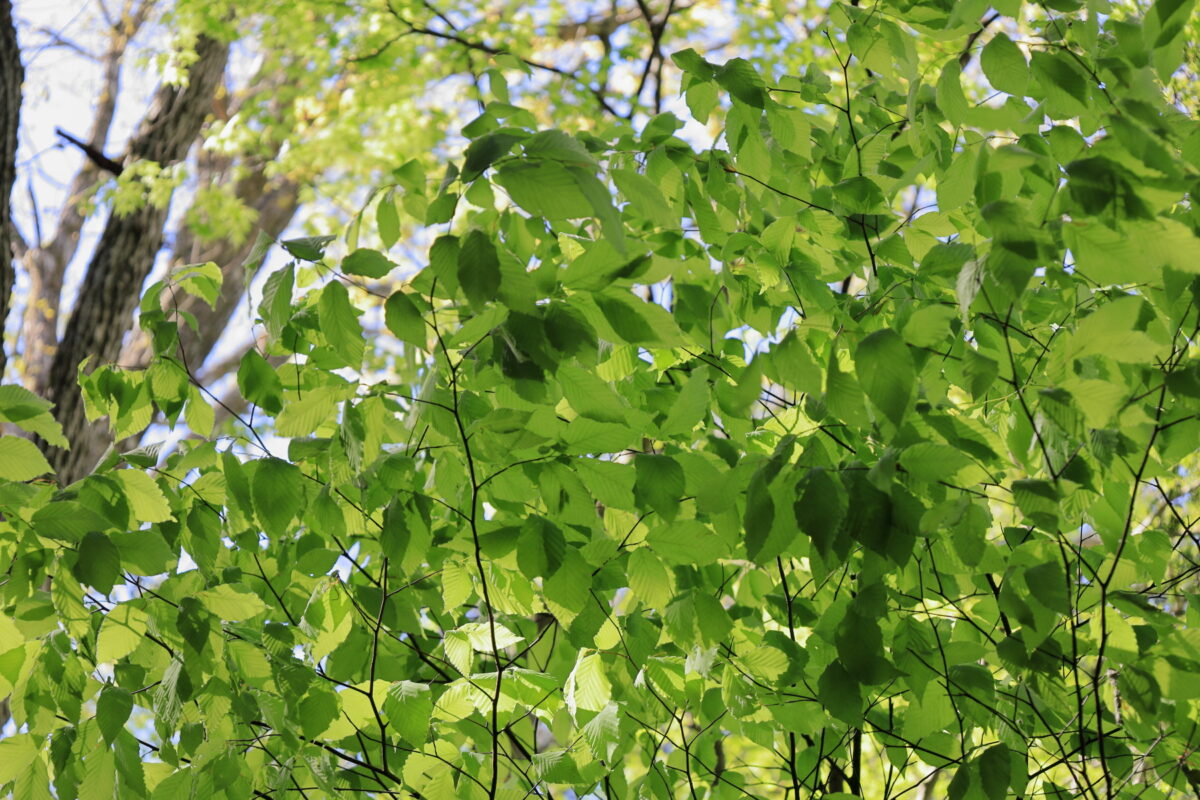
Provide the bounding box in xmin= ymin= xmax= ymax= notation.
xmin=959 ymin=12 xmax=1002 ymax=68
xmin=630 ymin=0 xmax=680 ymax=117
xmin=54 ymin=127 xmax=124 ymax=175
xmin=387 ymin=6 xmax=622 ymax=117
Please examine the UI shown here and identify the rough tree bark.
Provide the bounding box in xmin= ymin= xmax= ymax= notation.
xmin=0 ymin=0 xmax=22 ymax=729
xmin=19 ymin=1 xmax=154 ymax=386
xmin=0 ymin=0 xmax=22 ymax=379
xmin=36 ymin=33 xmax=229 ymax=482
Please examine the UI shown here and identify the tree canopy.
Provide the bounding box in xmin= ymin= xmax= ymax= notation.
xmin=3 ymin=1 xmax=1200 ymax=799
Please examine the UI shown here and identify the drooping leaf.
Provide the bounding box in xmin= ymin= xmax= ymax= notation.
xmin=318 ymin=280 xmax=365 ymax=368
xmin=96 ymin=685 xmax=133 ymax=744
xmin=384 ymin=290 xmax=428 ymax=349
xmin=457 ymin=229 xmax=502 ymax=308
xmin=252 ymin=457 xmax=305 ymax=538
xmin=74 ymin=532 xmax=122 ymax=594
xmin=855 ymin=329 xmax=914 ymax=427
xmin=0 ymin=436 xmax=54 ymax=481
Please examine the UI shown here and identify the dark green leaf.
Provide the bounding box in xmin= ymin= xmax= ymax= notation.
xmin=635 ymin=455 xmax=685 ymax=521
xmin=384 ymin=291 xmax=427 ymax=349
xmin=97 ymin=686 xmax=133 ymax=745
xmin=281 ymin=235 xmax=335 ymax=262
xmin=457 ymin=229 xmax=502 ymax=308
xmin=855 ymin=329 xmax=915 ymax=427
xmin=237 ymin=350 xmax=284 ymax=415
xmin=73 ymin=532 xmax=121 ymax=594
xmin=252 ymin=458 xmax=305 ymax=538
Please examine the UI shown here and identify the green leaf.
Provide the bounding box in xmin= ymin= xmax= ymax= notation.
xmin=956 ymin=258 xmax=986 ymax=318
xmin=32 ymin=500 xmax=107 ymax=542
xmin=0 ymin=385 xmax=68 ymax=447
xmin=376 ymin=190 xmax=400 ymax=248
xmin=650 ymin=519 xmax=729 ymax=565
xmin=494 ymin=161 xmax=594 ymax=219
xmin=184 ymin=383 xmax=214 ymax=438
xmin=237 ymin=350 xmax=284 ymax=415
xmin=74 ymin=531 xmax=122 ymax=594
xmin=818 ymin=661 xmax=863 ymax=723
xmin=627 ymin=548 xmax=673 ymax=608
xmin=318 ymin=280 xmax=365 ymax=368
xmin=714 ymin=58 xmax=767 ymax=107
xmin=612 ymin=169 xmax=676 ymax=228
xmin=198 ymin=584 xmax=269 ymax=620
xmin=384 ymin=290 xmax=428 ymax=349
xmin=544 ymin=549 xmax=592 ymax=621
xmin=457 ymin=229 xmax=502 ymax=308
xmin=384 ymin=681 xmax=433 ymax=746
xmin=978 ymin=743 xmax=1012 ymax=800
xmin=855 ymin=329 xmax=915 ymax=427
xmin=634 ymin=454 xmax=685 ymax=521
xmin=566 ymin=651 xmax=611 ymax=715
xmin=517 ymin=516 xmax=566 ymax=579
xmin=562 ymin=418 xmax=639 ymax=455
xmin=258 ymin=263 xmax=294 ymax=340
xmin=523 ymin=129 xmax=596 ymax=166
xmin=980 ymin=33 xmax=1028 ymax=95
xmin=252 ymin=457 xmax=305 ymax=537
xmin=281 ymin=235 xmax=335 ymax=262
xmin=425 ymin=191 xmax=459 ymax=224
xmin=97 ymin=685 xmax=133 ymax=744
xmin=299 ymin=688 xmax=340 ymax=739
xmin=173 ymin=261 xmax=221 ymax=308
xmin=1025 ymin=562 xmax=1070 ymax=613
xmin=794 ymin=468 xmax=845 ymax=557
xmin=343 ymin=248 xmax=395 ymax=279
xmin=1012 ymin=479 xmax=1059 ymax=524
xmin=97 ymin=603 xmax=149 ymax=663
xmin=902 ymin=304 xmax=957 ymax=347
xmin=936 ymin=60 xmax=969 ymax=126
xmin=672 ymin=48 xmax=716 ymax=81
xmin=0 ymin=435 xmax=54 ymax=481
xmin=114 ymin=470 xmax=173 ymax=523
xmin=900 ymin=443 xmax=981 ymax=484
xmin=463 ymin=130 xmax=525 ymax=179
xmin=0 ymin=736 xmax=41 ymax=785
xmin=661 ymin=369 xmax=710 ymax=435
xmin=582 ymin=703 xmax=620 ymax=761
xmin=79 ymin=748 xmax=115 ymax=800
xmin=1029 ymin=51 xmax=1089 ymax=117
xmin=558 ymin=364 xmax=626 ymax=423
xmin=834 ymin=177 xmax=886 ymax=214
xmin=1066 ymin=217 xmax=1200 ymax=282
xmin=594 ymin=291 xmax=685 ymax=346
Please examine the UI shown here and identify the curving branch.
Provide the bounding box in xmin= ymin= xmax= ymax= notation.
xmin=388 ymin=5 xmax=623 ymax=117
